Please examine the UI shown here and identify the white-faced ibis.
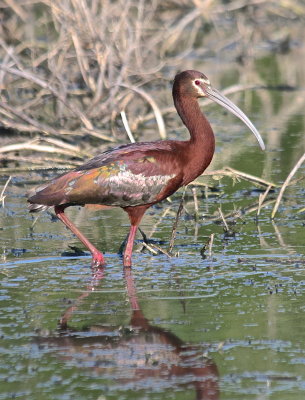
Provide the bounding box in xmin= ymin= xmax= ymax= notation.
xmin=28 ymin=70 xmax=265 ymax=267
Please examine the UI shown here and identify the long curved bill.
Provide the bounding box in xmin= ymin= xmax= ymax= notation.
xmin=206 ymin=86 xmax=265 ymax=150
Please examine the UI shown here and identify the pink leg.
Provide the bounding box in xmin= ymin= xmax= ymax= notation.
xmin=123 ymin=224 xmax=138 ymax=267
xmin=123 ymin=205 xmax=148 ymax=268
xmin=124 ymin=267 xmax=150 ymax=329
xmin=55 ymin=205 xmax=105 ymax=267
xmin=59 ymin=266 xmax=105 ymax=329
xmin=124 ymin=266 xmax=140 ymax=310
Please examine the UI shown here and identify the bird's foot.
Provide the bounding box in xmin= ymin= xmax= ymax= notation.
xmin=91 ymin=251 xmax=105 ymax=267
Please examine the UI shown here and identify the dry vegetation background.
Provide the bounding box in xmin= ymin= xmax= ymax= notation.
xmin=0 ymin=0 xmax=304 ymax=171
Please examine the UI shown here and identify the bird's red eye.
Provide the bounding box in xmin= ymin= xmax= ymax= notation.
xmin=195 ymin=80 xmax=201 ymax=85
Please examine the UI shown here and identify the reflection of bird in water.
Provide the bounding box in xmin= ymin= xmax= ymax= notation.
xmin=36 ymin=267 xmax=219 ymax=399
xmin=28 ymin=70 xmax=264 ymax=268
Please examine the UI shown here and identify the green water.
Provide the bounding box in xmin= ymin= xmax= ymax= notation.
xmin=1 ymin=45 xmax=305 ymax=400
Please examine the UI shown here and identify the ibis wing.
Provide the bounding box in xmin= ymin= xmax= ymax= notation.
xmin=65 ymin=159 xmax=177 ymax=207
xmin=28 ymin=154 xmax=179 ymax=208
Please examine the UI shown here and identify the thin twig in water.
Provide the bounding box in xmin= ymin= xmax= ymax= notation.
xmin=141 ymin=242 xmax=159 ymax=255
xmin=200 ymin=232 xmax=215 ymax=260
xmin=138 ymin=207 xmax=173 ymax=253
xmin=271 ymin=220 xmax=293 ymax=252
xmin=31 ymin=214 xmax=40 ymax=228
xmin=205 ymin=198 xmax=275 ymax=223
xmin=226 ymin=167 xmax=277 ymax=187
xmin=208 ymin=233 xmax=215 ymax=258
xmin=271 ymin=152 xmax=305 ymax=218
xmin=191 ymin=187 xmax=199 ymax=221
xmin=168 ymin=188 xmax=185 ymax=255
xmin=257 ymin=185 xmax=272 ymax=217
xmin=201 ymin=167 xmax=277 ymax=188
xmin=0 ymin=176 xmax=11 ymax=207
xmin=218 ymin=207 xmax=229 ymax=232
xmin=142 ymin=242 xmax=172 ymax=257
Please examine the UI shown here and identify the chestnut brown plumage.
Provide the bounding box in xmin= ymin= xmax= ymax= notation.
xmin=28 ymin=70 xmax=265 ymax=267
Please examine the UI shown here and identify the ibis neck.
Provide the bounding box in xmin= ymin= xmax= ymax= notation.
xmin=174 ymin=95 xmax=215 ymax=146
xmin=174 ymin=95 xmax=215 ymax=183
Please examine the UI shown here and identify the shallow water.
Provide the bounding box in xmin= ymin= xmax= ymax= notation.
xmin=1 ymin=40 xmax=305 ymax=400
xmin=1 ymin=155 xmax=305 ymax=399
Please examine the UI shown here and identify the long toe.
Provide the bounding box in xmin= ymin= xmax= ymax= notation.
xmin=91 ymin=251 xmax=105 ymax=267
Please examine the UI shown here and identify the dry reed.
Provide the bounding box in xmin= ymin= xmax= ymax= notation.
xmin=0 ymin=0 xmax=303 ymax=162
